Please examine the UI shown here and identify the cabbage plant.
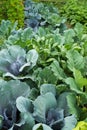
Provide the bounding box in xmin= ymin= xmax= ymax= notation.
xmin=15 ymin=84 xmax=77 ymax=130
xmin=0 ymin=45 xmax=38 ymax=79
xmin=0 ymin=79 xmax=30 ymax=130
xmin=0 ymin=83 xmax=77 ymax=130
xmin=24 ymin=0 xmax=66 ymax=32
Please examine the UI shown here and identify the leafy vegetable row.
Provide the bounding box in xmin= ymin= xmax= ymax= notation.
xmin=0 ymin=0 xmax=87 ymax=129
xmin=0 ymin=79 xmax=77 ymax=130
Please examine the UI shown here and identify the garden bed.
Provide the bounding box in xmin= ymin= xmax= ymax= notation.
xmin=0 ymin=0 xmax=87 ymax=130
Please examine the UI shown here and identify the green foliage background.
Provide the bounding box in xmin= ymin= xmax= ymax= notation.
xmin=0 ymin=0 xmax=24 ymax=27
xmin=34 ymin=0 xmax=87 ymax=32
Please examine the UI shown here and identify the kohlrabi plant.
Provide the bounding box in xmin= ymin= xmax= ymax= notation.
xmin=0 ymin=45 xmax=38 ymax=79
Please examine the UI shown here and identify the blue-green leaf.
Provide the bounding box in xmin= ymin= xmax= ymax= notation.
xmin=57 ymin=92 xmax=71 ymax=116
xmin=40 ymin=84 xmax=56 ymax=96
xmin=67 ymin=93 xmax=80 ymax=119
xmin=16 ymin=96 xmax=33 ymax=113
xmin=0 ymin=80 xmax=30 ymax=108
xmin=33 ymin=123 xmax=53 ymax=130
xmin=64 ymin=29 xmax=75 ymax=43
xmin=20 ymin=112 xmax=35 ymax=130
xmin=33 ymin=92 xmax=57 ymax=123
xmin=38 ymin=67 xmax=57 ymax=84
xmin=61 ymin=115 xmax=77 ymax=130
xmin=65 ymin=78 xmax=83 ymax=94
xmin=26 ymin=49 xmax=38 ymax=68
xmin=51 ymin=60 xmax=66 ymax=80
xmin=66 ymin=50 xmax=84 ymax=71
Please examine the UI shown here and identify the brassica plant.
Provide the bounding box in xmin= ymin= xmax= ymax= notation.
xmin=0 ymin=20 xmax=18 ymax=48
xmin=0 ymin=45 xmax=38 ymax=79
xmin=24 ymin=0 xmax=66 ymax=32
xmin=0 ymin=79 xmax=30 ymax=130
xmin=15 ymin=84 xmax=77 ymax=130
xmin=0 ymin=82 xmax=77 ymax=130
